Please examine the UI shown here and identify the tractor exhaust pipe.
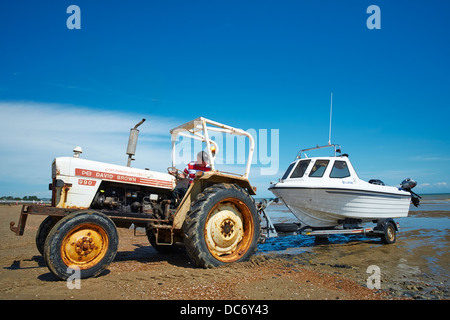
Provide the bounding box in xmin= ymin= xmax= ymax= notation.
xmin=126 ymin=119 xmax=146 ymax=167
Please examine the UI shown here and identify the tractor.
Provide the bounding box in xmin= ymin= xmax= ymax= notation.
xmin=10 ymin=117 xmax=261 ymax=280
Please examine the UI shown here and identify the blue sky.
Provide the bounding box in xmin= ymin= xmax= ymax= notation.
xmin=1 ymin=0 xmax=449 ymax=198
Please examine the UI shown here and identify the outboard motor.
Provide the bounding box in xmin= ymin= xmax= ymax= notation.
xmin=401 ymin=178 xmax=417 ymax=190
xmin=401 ymin=178 xmax=421 ymax=207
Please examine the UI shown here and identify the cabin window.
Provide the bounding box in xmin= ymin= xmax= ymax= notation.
xmin=281 ymin=162 xmax=296 ymax=180
xmin=330 ymin=160 xmax=351 ymax=178
xmin=290 ymin=160 xmax=311 ymax=178
xmin=309 ymin=160 xmax=329 ymax=177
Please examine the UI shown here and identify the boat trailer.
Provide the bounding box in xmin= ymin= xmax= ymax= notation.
xmin=257 ymin=198 xmax=400 ymax=244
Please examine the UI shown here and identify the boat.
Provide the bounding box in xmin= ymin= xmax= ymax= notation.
xmin=269 ymin=143 xmax=420 ymax=229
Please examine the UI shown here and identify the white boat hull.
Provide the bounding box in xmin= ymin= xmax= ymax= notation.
xmin=270 ymin=187 xmax=411 ymax=228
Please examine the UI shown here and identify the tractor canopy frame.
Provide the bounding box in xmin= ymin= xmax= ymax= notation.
xmin=170 ymin=117 xmax=255 ymax=179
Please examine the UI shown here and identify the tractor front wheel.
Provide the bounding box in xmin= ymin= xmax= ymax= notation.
xmin=43 ymin=211 xmax=118 ymax=280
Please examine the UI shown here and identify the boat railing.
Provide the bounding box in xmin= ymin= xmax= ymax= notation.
xmin=296 ymin=143 xmax=342 ymax=159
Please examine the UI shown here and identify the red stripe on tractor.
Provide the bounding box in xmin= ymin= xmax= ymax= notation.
xmin=75 ymin=168 xmax=173 ymax=189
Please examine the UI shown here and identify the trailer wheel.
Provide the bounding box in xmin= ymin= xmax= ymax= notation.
xmin=380 ymin=220 xmax=397 ymax=244
xmin=36 ymin=216 xmax=60 ymax=255
xmin=43 ymin=211 xmax=118 ymax=280
xmin=183 ymin=183 xmax=260 ymax=268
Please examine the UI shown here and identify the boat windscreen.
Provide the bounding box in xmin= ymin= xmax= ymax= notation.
xmin=330 ymin=160 xmax=351 ymax=178
xmin=309 ymin=160 xmax=330 ymax=177
xmin=281 ymin=162 xmax=296 ymax=180
xmin=290 ymin=159 xmax=311 ymax=178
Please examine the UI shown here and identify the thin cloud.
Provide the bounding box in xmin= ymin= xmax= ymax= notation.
xmin=0 ymin=101 xmax=179 ymax=195
xmin=417 ymin=182 xmax=448 ymax=189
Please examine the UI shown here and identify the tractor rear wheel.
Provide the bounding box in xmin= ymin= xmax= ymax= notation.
xmin=43 ymin=210 xmax=118 ymax=280
xmin=183 ymin=183 xmax=260 ymax=268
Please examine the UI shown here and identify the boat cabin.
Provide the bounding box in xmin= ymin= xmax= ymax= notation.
xmin=279 ymin=144 xmax=365 ymax=188
xmin=281 ymin=156 xmax=358 ymax=182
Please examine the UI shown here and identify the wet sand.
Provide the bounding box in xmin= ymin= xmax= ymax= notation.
xmin=0 ymin=204 xmax=447 ymax=301
xmin=262 ymin=203 xmax=449 ymax=300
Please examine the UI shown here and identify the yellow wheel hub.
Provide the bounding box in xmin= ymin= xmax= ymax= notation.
xmin=205 ymin=202 xmax=244 ymax=256
xmin=61 ymin=223 xmax=109 ymax=269
xmin=204 ymin=197 xmax=255 ymax=263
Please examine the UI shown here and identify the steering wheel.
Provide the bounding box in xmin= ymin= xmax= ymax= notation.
xmin=167 ymin=166 xmax=185 ymax=179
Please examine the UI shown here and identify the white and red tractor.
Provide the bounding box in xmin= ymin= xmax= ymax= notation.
xmin=10 ymin=117 xmax=261 ymax=280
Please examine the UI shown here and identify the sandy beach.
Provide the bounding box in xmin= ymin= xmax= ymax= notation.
xmin=0 ymin=203 xmax=447 ymax=301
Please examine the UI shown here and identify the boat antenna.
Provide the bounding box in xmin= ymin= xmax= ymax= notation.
xmin=328 ymin=92 xmax=333 ymax=146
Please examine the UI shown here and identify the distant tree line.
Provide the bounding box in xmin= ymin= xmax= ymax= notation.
xmin=1 ymin=196 xmax=41 ymax=201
